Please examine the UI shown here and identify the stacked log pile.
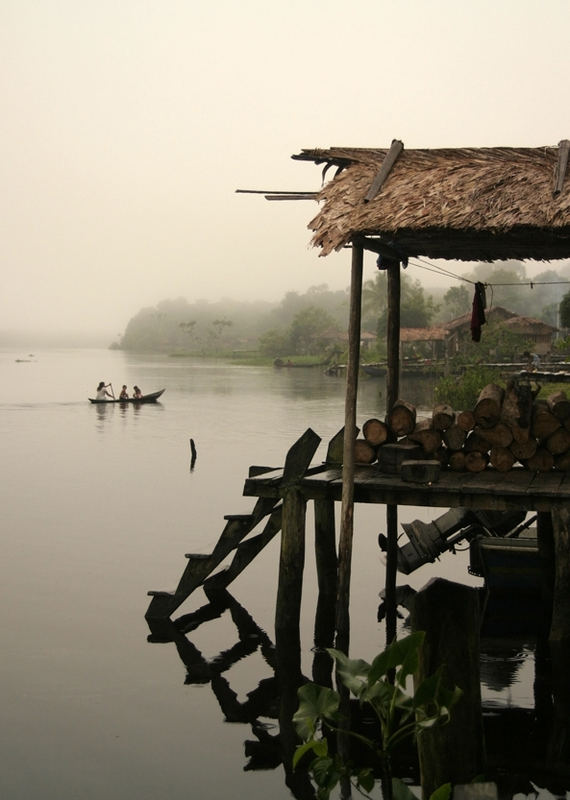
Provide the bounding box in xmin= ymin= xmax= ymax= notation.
xmin=354 ymin=383 xmax=570 ymax=473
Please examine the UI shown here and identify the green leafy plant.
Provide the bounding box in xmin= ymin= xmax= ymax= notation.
xmin=292 ymin=632 xmax=461 ymax=800
xmin=434 ymin=366 xmax=502 ymax=410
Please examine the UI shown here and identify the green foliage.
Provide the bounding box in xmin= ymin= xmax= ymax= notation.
xmin=119 ymin=286 xmax=349 ymax=355
xmin=376 ymin=278 xmax=439 ymax=334
xmin=271 ymin=286 xmax=349 ymax=329
xmin=121 ymin=297 xmax=273 ymax=354
xmin=258 ymin=328 xmax=291 ymax=357
xmin=363 ymin=273 xmax=439 ymax=335
xmin=553 ymin=335 xmax=570 ymax=354
xmin=560 ymin=290 xmax=570 ymax=328
xmin=442 ymin=285 xmax=470 ymax=319
xmin=293 ymin=632 xmax=462 ymax=800
xmin=289 ymin=305 xmax=338 ymax=355
xmin=434 ymin=367 xmax=502 ymax=409
xmin=465 ymin=262 xmax=570 ymax=322
xmin=448 ymin=320 xmax=531 ymax=367
xmin=400 ymin=279 xmax=440 ymax=328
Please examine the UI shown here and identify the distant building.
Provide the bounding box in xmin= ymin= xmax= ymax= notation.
xmin=399 ymin=306 xmax=557 ymax=361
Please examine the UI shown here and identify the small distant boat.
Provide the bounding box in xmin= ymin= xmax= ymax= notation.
xmin=273 ymin=358 xmax=327 ymax=368
xmin=89 ymin=389 xmax=165 ymax=404
xmin=361 ymin=363 xmax=387 ymax=377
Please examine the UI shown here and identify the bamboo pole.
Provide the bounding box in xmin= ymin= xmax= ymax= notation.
xmin=386 ymin=260 xmax=401 ymax=414
xmin=334 ymin=241 xmax=363 ymax=793
xmin=335 ymin=241 xmax=364 ymax=655
xmin=385 ymin=260 xmax=401 ymax=646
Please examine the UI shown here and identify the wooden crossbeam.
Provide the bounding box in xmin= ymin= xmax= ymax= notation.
xmin=553 ymin=139 xmax=570 ymax=197
xmin=363 ymin=139 xmax=404 ymax=203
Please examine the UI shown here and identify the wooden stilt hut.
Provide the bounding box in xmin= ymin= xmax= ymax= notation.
xmin=145 ymin=141 xmax=570 ymax=797
xmin=288 ymin=139 xmax=570 ymax=647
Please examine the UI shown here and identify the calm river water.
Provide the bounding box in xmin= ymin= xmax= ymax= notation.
xmin=0 ymin=348 xmax=538 ymax=799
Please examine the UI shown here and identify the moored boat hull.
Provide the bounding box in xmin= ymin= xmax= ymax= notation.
xmin=88 ymin=389 xmax=165 ymax=404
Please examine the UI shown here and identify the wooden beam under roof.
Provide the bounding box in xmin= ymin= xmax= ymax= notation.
xmin=265 ymin=194 xmax=317 ymax=201
xmin=352 ymin=234 xmax=405 ymax=262
xmin=235 ymin=189 xmax=317 ymax=200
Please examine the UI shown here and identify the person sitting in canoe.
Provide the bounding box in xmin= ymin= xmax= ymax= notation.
xmin=133 ymin=386 xmax=143 ymax=399
xmin=119 ymin=385 xmax=129 ymax=400
xmin=96 ymin=381 xmax=113 ymax=400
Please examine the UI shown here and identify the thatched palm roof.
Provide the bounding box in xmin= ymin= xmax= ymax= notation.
xmin=292 ymin=142 xmax=570 ymax=261
xmin=502 ymin=315 xmax=557 ymax=335
xmin=445 ymin=305 xmax=516 ymax=331
xmin=400 ymin=327 xmax=449 ymax=342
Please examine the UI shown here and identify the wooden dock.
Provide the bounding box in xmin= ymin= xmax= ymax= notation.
xmin=244 ymin=461 xmax=570 ymax=513
xmin=145 ymin=426 xmax=570 ymax=792
xmin=147 ymin=425 xmax=570 ymax=647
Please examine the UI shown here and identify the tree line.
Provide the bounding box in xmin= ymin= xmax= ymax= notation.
xmin=116 ymin=260 xmax=570 ymax=358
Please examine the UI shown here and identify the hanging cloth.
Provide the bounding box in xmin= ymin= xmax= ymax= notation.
xmin=470 ymin=282 xmax=487 ymax=342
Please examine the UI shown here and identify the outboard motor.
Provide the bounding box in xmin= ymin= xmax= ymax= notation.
xmin=378 ymin=507 xmax=526 ymax=574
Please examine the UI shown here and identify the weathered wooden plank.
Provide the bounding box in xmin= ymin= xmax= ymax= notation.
xmin=401 ymin=459 xmax=441 ymax=483
xmin=276 ymin=489 xmax=307 ymax=633
xmin=246 ymin=461 xmax=570 ymax=510
xmin=479 ymin=468 xmax=537 ymax=496
xmin=204 ymin=507 xmax=283 ymax=591
xmin=526 ymin=470 xmax=567 ymax=497
xmin=302 ymin=468 xmax=344 ymax=488
xmin=248 ymin=465 xmax=277 ymax=477
xmin=558 ymin=471 xmax=570 ymax=493
xmin=553 ymin=138 xmax=570 ymax=197
xmin=313 ymin=498 xmax=337 ymax=685
xmin=413 ymin=579 xmax=484 ymax=793
xmin=282 ymin=428 xmax=322 ymax=485
xmin=325 ymin=425 xmax=359 ymax=465
xmin=245 ymin=467 xmax=285 ymax=484
xmin=363 ymin=139 xmax=404 ymax=202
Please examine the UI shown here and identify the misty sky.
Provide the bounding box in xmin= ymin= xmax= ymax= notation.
xmin=2 ymin=0 xmax=569 ymax=341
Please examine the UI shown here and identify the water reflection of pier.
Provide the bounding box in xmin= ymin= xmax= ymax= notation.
xmin=147 ymin=587 xmax=316 ymax=799
xmin=146 ymin=424 xmax=570 ymax=796
xmin=147 ymin=584 xmax=569 ymax=797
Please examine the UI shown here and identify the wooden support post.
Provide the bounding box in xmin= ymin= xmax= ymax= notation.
xmin=385 ymin=504 xmax=398 ymax=646
xmin=335 ymin=241 xmax=364 ymax=655
xmin=537 ymin=511 xmax=555 ymax=639
xmin=274 ymin=427 xmax=321 ymax=634
xmin=273 ymin=426 xmax=321 ymax=711
xmin=275 ymin=488 xmax=306 ymax=634
xmin=412 ymin=578 xmax=485 ymax=798
xmin=385 ymin=259 xmax=401 ymax=648
xmin=549 ymin=506 xmax=570 ymax=643
xmin=313 ymin=498 xmax=337 ymax=686
xmin=547 ymin=639 xmax=570 ymax=766
xmin=386 ymin=260 xmax=401 ymax=414
xmin=275 ymin=612 xmax=315 ymax=800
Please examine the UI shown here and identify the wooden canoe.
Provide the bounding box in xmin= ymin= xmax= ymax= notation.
xmin=89 ymin=389 xmax=165 ymax=404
